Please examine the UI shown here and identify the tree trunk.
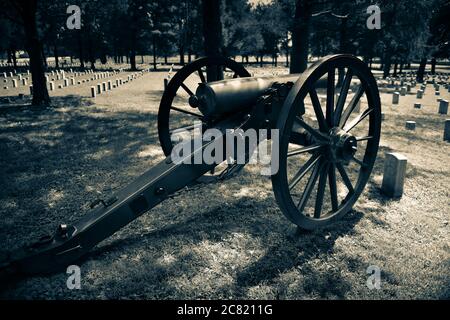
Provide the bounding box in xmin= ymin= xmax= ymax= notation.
xmin=78 ymin=31 xmax=84 ymax=68
xmin=41 ymin=46 xmax=47 ymax=68
xmin=152 ymin=37 xmax=157 ymax=70
xmin=416 ymin=58 xmax=427 ymax=83
xmin=179 ymin=46 xmax=185 ymax=65
xmin=399 ymin=63 xmax=403 ymax=74
xmin=431 ymin=57 xmax=436 ymax=75
xmin=164 ymin=55 xmax=168 ymax=64
xmin=12 ymin=49 xmax=17 ymax=69
xmin=382 ymin=51 xmax=392 ymax=78
xmin=285 ymin=49 xmax=289 ymax=67
xmin=339 ymin=17 xmax=349 ymax=54
xmin=20 ymin=0 xmax=50 ymax=106
xmin=393 ymin=62 xmax=398 ymax=77
xmin=87 ymin=36 xmax=95 ymax=70
xmin=290 ymin=0 xmax=312 ymax=73
xmin=130 ymin=48 xmax=137 ymax=71
xmin=202 ymin=0 xmax=223 ymax=81
xmin=7 ymin=49 xmax=12 ymax=63
xmin=54 ymin=44 xmax=59 ymax=69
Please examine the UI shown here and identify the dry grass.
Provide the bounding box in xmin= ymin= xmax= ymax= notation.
xmin=0 ymin=65 xmax=449 ymax=299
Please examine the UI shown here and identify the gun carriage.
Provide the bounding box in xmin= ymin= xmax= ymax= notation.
xmin=0 ymin=54 xmax=381 ymax=276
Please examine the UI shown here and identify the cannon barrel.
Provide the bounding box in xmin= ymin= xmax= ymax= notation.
xmin=192 ymin=74 xmax=301 ymax=118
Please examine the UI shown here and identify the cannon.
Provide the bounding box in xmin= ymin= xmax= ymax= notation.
xmin=0 ymin=54 xmax=381 ymax=276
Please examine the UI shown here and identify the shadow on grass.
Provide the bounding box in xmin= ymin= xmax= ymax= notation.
xmin=72 ymin=190 xmax=364 ymax=299
xmin=0 ymin=93 xmax=162 ymax=247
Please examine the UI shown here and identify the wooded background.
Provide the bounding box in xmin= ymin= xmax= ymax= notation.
xmin=0 ymin=0 xmax=449 ymax=105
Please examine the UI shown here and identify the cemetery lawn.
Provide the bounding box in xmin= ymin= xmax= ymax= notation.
xmin=0 ymin=66 xmax=449 ymax=299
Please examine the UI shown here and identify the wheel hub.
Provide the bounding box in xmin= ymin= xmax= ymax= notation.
xmin=328 ymin=128 xmax=357 ymax=162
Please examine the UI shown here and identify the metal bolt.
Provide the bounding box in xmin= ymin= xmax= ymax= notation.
xmin=155 ymin=187 xmax=165 ymax=196
xmin=58 ymin=224 xmax=68 ymax=238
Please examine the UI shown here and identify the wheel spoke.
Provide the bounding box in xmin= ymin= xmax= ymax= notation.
xmin=295 ymin=117 xmax=330 ymax=142
xmin=336 ymin=163 xmax=354 ymax=193
xmin=314 ymin=162 xmax=329 ymax=218
xmin=297 ymin=159 xmax=323 ymax=212
xmin=356 ymin=135 xmax=373 ymax=141
xmin=309 ymin=88 xmax=328 ymax=132
xmin=289 ymin=153 xmax=321 ymax=190
xmin=344 ymin=108 xmax=373 ymax=133
xmin=328 ymin=163 xmax=339 ymax=212
xmin=171 ymin=106 xmax=204 ymax=119
xmin=170 ymin=123 xmax=198 ymax=134
xmin=197 ymin=68 xmax=206 ymax=83
xmin=326 ymin=69 xmax=335 ymax=128
xmin=334 ymin=69 xmax=353 ymax=126
xmin=289 ymin=132 xmax=309 ymax=146
xmin=351 ymin=156 xmax=368 ymax=168
xmin=287 ymin=143 xmax=323 ymax=157
xmin=180 ymin=82 xmax=194 ymax=96
xmin=339 ymin=85 xmax=365 ymax=127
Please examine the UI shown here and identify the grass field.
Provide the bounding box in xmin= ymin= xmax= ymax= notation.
xmin=0 ymin=64 xmax=448 ymax=299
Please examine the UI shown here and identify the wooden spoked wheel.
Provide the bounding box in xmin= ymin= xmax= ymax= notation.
xmin=272 ymin=55 xmax=381 ymax=230
xmin=158 ymin=56 xmax=251 ymax=157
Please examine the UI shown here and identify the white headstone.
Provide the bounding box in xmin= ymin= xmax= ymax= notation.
xmin=405 ymin=121 xmax=416 ymax=130
xmin=382 ymin=152 xmax=407 ymax=198
xmin=439 ymin=100 xmax=448 ymax=115
xmin=444 ymin=120 xmax=450 ymax=141
xmin=416 ymin=90 xmax=423 ymax=99
xmin=392 ymin=92 xmax=400 ymax=104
